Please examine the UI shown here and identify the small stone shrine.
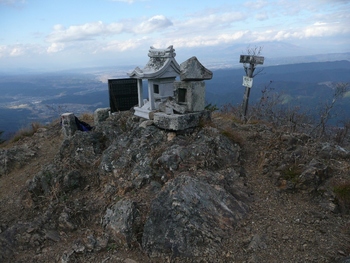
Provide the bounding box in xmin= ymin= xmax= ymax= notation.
xmin=153 ymin=56 xmax=213 ymax=130
xmin=129 ymin=46 xmax=213 ymax=131
xmin=128 ymin=45 xmax=181 ymax=119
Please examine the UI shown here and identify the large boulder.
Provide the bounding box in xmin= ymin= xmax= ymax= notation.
xmin=142 ymin=174 xmax=249 ymax=258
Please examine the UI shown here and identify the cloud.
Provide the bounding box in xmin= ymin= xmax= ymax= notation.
xmin=255 ymin=12 xmax=268 ymax=21
xmin=0 ymin=0 xmax=25 ymax=5
xmin=47 ymin=43 xmax=65 ymax=53
xmin=249 ymin=20 xmax=350 ymax=43
xmin=152 ymin=31 xmax=249 ymax=49
xmin=0 ymin=45 xmax=7 ymax=58
xmin=46 ymin=15 xmax=173 ymax=45
xmin=178 ymin=12 xmax=246 ymax=30
xmin=0 ymin=43 xmax=45 ymax=58
xmin=0 ymin=45 xmax=24 ymax=57
xmin=10 ymin=47 xmax=24 ymax=56
xmin=244 ymin=0 xmax=268 ymax=9
xmin=110 ymin=0 xmax=135 ymax=3
xmin=46 ymin=21 xmax=124 ymax=43
xmin=101 ymin=38 xmax=146 ymax=52
xmin=133 ymin=15 xmax=173 ymax=34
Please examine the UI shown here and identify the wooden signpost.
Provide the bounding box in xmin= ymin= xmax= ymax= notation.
xmin=239 ymin=55 xmax=264 ymax=122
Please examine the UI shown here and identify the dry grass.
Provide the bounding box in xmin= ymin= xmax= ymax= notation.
xmin=220 ymin=128 xmax=245 ymax=146
xmin=79 ymin=112 xmax=94 ymax=122
xmin=10 ymin=122 xmax=43 ymax=142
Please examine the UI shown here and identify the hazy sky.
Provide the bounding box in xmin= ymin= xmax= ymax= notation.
xmin=1 ymin=0 xmax=349 ymax=71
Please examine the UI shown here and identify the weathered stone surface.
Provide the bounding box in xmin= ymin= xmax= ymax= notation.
xmin=153 ymin=110 xmax=211 ymax=131
xmin=248 ymin=234 xmax=268 ymax=251
xmin=158 ymin=97 xmax=187 ymax=114
xmin=174 ymin=81 xmax=206 ymax=112
xmin=180 ymin=56 xmax=213 ymax=81
xmin=142 ymin=174 xmax=249 ymax=258
xmin=0 ymin=146 xmax=36 ymax=176
xmin=61 ymin=113 xmax=77 ymax=138
xmin=155 ymin=128 xmax=241 ymax=174
xmin=103 ymin=199 xmax=140 ymax=247
xmin=319 ymin=142 xmax=350 ymax=159
xmin=94 ymin=107 xmax=110 ymax=126
xmin=295 ymin=158 xmax=330 ymax=192
xmin=139 ymin=120 xmax=153 ymax=128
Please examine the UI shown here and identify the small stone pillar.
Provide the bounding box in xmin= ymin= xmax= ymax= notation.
xmin=94 ymin=107 xmax=110 ymax=126
xmin=61 ymin=113 xmax=77 ymax=138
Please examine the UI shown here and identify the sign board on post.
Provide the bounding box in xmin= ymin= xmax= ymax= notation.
xmin=242 ymin=76 xmax=253 ymax=88
xmin=239 ymin=55 xmax=264 ymax=65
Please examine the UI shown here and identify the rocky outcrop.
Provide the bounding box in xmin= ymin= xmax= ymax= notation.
xmin=1 ymin=111 xmax=350 ymax=262
xmin=142 ymin=173 xmax=249 ymax=259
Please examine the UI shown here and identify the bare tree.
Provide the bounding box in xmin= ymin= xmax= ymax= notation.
xmin=242 ymin=45 xmax=264 ymax=77
xmin=312 ymin=82 xmax=349 ymax=138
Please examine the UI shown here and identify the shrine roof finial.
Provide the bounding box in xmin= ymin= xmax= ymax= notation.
xmin=148 ymin=45 xmax=176 ymax=58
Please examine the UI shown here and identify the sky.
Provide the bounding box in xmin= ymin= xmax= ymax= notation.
xmin=0 ymin=0 xmax=349 ymax=71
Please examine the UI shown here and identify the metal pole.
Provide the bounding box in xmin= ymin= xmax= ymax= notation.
xmin=242 ymin=63 xmax=254 ymax=122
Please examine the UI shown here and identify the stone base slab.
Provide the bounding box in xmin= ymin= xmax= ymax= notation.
xmin=153 ymin=111 xmax=211 ymax=131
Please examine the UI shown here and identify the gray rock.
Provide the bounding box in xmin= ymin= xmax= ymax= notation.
xmin=142 ymin=174 xmax=249 ymax=258
xmin=61 ymin=250 xmax=74 ymax=263
xmin=45 ymin=229 xmax=60 ymax=242
xmin=63 ymin=170 xmax=84 ymax=191
xmin=0 ymin=146 xmax=36 ymax=176
xmin=59 ymin=209 xmax=76 ymax=231
xmin=94 ymin=108 xmax=110 ymax=126
xmin=153 ymin=110 xmax=211 ymax=131
xmin=139 ymin=120 xmax=154 ymax=129
xmin=296 ymin=159 xmax=330 ymax=192
xmin=61 ymin=113 xmax=77 ymax=138
xmin=103 ymin=199 xmax=140 ymax=247
xmin=319 ymin=143 xmax=350 ymax=159
xmin=248 ymin=234 xmax=267 ymax=251
xmin=339 ymin=257 xmax=350 ymax=263
xmin=158 ymin=97 xmax=187 ymax=114
xmin=154 ymin=127 xmax=241 ymax=173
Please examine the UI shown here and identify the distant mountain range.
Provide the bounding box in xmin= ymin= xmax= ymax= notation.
xmin=0 ymin=60 xmax=349 ymax=139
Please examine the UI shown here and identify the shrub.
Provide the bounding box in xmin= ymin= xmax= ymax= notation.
xmin=0 ymin=130 xmax=5 ymax=144
xmin=332 ymin=179 xmax=350 ymax=214
xmin=282 ymin=165 xmax=302 ymax=183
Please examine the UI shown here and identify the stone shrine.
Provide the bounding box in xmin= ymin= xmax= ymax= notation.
xmin=128 ymin=45 xmax=181 ymax=119
xmin=153 ymin=56 xmax=213 ymax=130
xmin=129 ymin=46 xmax=213 ymax=131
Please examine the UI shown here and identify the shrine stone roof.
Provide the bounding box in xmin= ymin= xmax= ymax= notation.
xmin=180 ymin=56 xmax=213 ymax=81
xmin=128 ymin=45 xmax=181 ymax=79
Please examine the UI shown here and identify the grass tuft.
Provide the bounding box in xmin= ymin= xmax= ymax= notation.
xmin=10 ymin=122 xmax=43 ymax=142
xmin=220 ymin=128 xmax=245 ymax=146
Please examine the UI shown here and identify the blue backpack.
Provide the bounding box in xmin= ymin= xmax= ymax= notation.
xmin=75 ymin=116 xmax=93 ymax=132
